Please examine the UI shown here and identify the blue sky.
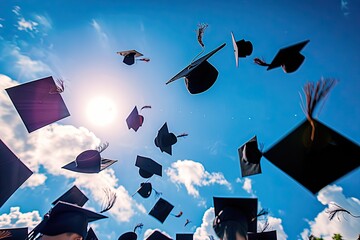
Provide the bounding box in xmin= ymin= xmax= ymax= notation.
xmin=0 ymin=0 xmax=360 ymax=239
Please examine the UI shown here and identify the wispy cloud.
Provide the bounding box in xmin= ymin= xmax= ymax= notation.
xmin=34 ymin=15 xmax=52 ymax=30
xmin=341 ymin=0 xmax=350 ymax=16
xmin=166 ymin=160 xmax=231 ymax=198
xmin=194 ymin=207 xmax=219 ymax=240
xmin=91 ymin=19 xmax=108 ymax=47
xmin=0 ymin=75 xmax=145 ymax=223
xmin=0 ymin=18 xmax=4 ymax=28
xmin=0 ymin=206 xmax=41 ymax=230
xmin=17 ymin=17 xmax=38 ymax=32
xmin=11 ymin=6 xmax=52 ymax=35
xmin=301 ymin=184 xmax=360 ymax=239
xmin=12 ymin=6 xmax=21 ymax=16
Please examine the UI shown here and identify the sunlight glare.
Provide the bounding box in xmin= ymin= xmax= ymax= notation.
xmin=86 ymin=96 xmax=117 ymax=126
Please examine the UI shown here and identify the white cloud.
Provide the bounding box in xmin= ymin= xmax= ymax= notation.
xmin=143 ymin=229 xmax=172 ymax=240
xmin=194 ymin=207 xmax=219 ymax=240
xmin=242 ymin=178 xmax=253 ymax=194
xmin=0 ymin=75 xmax=145 ymax=223
xmin=0 ymin=207 xmax=41 ymax=230
xmin=258 ymin=216 xmax=288 ymax=240
xmin=91 ymin=19 xmax=108 ymax=46
xmin=17 ymin=17 xmax=38 ymax=32
xmin=165 ymin=160 xmax=231 ymax=198
xmin=301 ymin=185 xmax=360 ymax=239
xmin=34 ymin=15 xmax=52 ymax=30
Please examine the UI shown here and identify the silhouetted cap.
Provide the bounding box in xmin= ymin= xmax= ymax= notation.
xmin=154 ymin=122 xmax=177 ymax=155
xmin=149 ymin=197 xmax=174 ymax=223
xmin=213 ymin=197 xmax=258 ymax=239
xmin=52 ymin=185 xmax=89 ymax=207
xmin=5 ymin=76 xmax=70 ymax=133
xmin=0 ymin=139 xmax=33 ymax=208
xmin=117 ymin=50 xmax=143 ymax=65
xmin=86 ymin=227 xmax=99 ymax=240
xmin=166 ymin=43 xmax=226 ymax=94
xmin=0 ymin=227 xmax=28 ymax=239
xmin=145 ymin=230 xmax=172 ymax=240
xmin=176 ymin=233 xmax=193 ymax=240
xmin=263 ymin=119 xmax=360 ymax=194
xmin=239 ymin=136 xmax=263 ymax=177
xmin=118 ymin=231 xmax=137 ymax=240
xmin=135 ymin=155 xmax=162 ymax=178
xmin=38 ymin=201 xmax=107 ymax=239
xmin=267 ymin=40 xmax=309 ymax=73
xmin=126 ymin=106 xmax=144 ymax=132
xmin=137 ymin=182 xmax=152 ymax=198
xmin=62 ymin=148 xmax=117 ymax=174
xmin=248 ymin=230 xmax=277 ymax=240
xmin=231 ymin=32 xmax=253 ymax=67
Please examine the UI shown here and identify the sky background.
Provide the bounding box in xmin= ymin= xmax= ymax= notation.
xmin=0 ymin=0 xmax=360 ymax=239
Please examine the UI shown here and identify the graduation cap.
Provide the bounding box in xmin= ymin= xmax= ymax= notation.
xmin=5 ymin=76 xmax=70 ymax=133
xmin=29 ymin=201 xmax=107 ymax=239
xmin=213 ymin=197 xmax=258 ymax=239
xmin=117 ymin=50 xmax=149 ymax=65
xmin=0 ymin=139 xmax=33 ymax=208
xmin=154 ymin=122 xmax=187 ymax=156
xmin=133 ymin=182 xmax=161 ymax=199
xmin=231 ymin=32 xmax=253 ymax=67
xmin=248 ymin=230 xmax=277 ymax=240
xmin=86 ymin=227 xmax=99 ymax=240
xmin=62 ymin=143 xmax=117 ymax=173
xmin=52 ymin=185 xmax=89 ymax=207
xmin=135 ymin=155 xmax=162 ymax=178
xmin=263 ymin=78 xmax=360 ymax=194
xmin=0 ymin=227 xmax=28 ymax=239
xmin=176 ymin=233 xmax=193 ymax=240
xmin=166 ymin=43 xmax=226 ymax=94
xmin=145 ymin=230 xmax=173 ymax=240
xmin=238 ymin=136 xmax=263 ymax=177
xmin=126 ymin=106 xmax=151 ymax=132
xmin=254 ymin=40 xmax=309 ymax=73
xmin=149 ymin=197 xmax=174 ymax=224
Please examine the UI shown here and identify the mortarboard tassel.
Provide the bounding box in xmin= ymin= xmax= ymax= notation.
xmin=27 ymin=211 xmax=51 ymax=240
xmin=259 ymin=219 xmax=270 ymax=232
xmin=196 ymin=23 xmax=208 ymax=48
xmin=133 ymin=223 xmax=144 ymax=233
xmin=153 ymin=188 xmax=162 ymax=198
xmin=96 ymin=142 xmax=109 ymax=153
xmin=171 ymin=211 xmax=183 ymax=218
xmin=254 ymin=57 xmax=270 ymax=67
xmin=49 ymin=78 xmax=65 ymax=94
xmin=141 ymin=105 xmax=152 ymax=110
xmin=138 ymin=58 xmax=150 ymax=62
xmin=100 ymin=188 xmax=117 ymax=213
xmin=184 ymin=219 xmax=191 ymax=227
xmin=326 ymin=202 xmax=360 ymax=221
xmin=251 ymin=208 xmax=269 ymax=222
xmin=0 ymin=231 xmax=12 ymax=239
xmin=208 ymin=235 xmax=215 ymax=240
xmin=177 ymin=133 xmax=188 ymax=138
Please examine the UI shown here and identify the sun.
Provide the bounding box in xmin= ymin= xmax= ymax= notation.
xmin=86 ymin=96 xmax=117 ymax=126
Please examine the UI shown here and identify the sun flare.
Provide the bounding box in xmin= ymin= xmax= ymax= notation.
xmin=86 ymin=96 xmax=117 ymax=126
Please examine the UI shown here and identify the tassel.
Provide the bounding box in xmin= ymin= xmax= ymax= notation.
xmin=100 ymin=188 xmax=117 ymax=213
xmin=96 ymin=142 xmax=109 ymax=153
xmin=49 ymin=78 xmax=65 ymax=94
xmin=326 ymin=202 xmax=360 ymax=221
xmin=138 ymin=58 xmax=150 ymax=62
xmin=141 ymin=105 xmax=152 ymax=110
xmin=171 ymin=211 xmax=183 ymax=218
xmin=196 ymin=23 xmax=208 ymax=48
xmin=184 ymin=219 xmax=191 ymax=227
xmin=27 ymin=211 xmax=51 ymax=240
xmin=177 ymin=133 xmax=188 ymax=138
xmin=254 ymin=57 xmax=270 ymax=67
xmin=0 ymin=231 xmax=12 ymax=239
xmin=133 ymin=223 xmax=144 ymax=233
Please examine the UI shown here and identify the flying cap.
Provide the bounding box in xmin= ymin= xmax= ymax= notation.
xmin=62 ymin=148 xmax=117 ymax=174
xmin=149 ymin=197 xmax=174 ymax=223
xmin=145 ymin=230 xmax=172 ymax=240
xmin=135 ymin=155 xmax=162 ymax=178
xmin=37 ymin=201 xmax=107 ymax=239
xmin=126 ymin=106 xmax=144 ymax=132
xmin=0 ymin=227 xmax=28 ymax=239
xmin=166 ymin=43 xmax=226 ymax=94
xmin=266 ymin=40 xmax=309 ymax=73
xmin=137 ymin=182 xmax=152 ymax=198
xmin=0 ymin=139 xmax=33 ymax=208
xmin=117 ymin=50 xmax=143 ymax=65
xmin=118 ymin=232 xmax=137 ymax=240
xmin=176 ymin=233 xmax=193 ymax=240
xmin=231 ymin=32 xmax=253 ymax=67
xmin=248 ymin=230 xmax=277 ymax=240
xmin=263 ymin=119 xmax=360 ymax=194
xmin=5 ymin=76 xmax=70 ymax=133
xmin=238 ymin=136 xmax=263 ymax=177
xmin=154 ymin=122 xmax=177 ymax=155
xmin=86 ymin=227 xmax=99 ymax=240
xmin=52 ymin=185 xmax=89 ymax=207
xmin=213 ymin=197 xmax=258 ymax=239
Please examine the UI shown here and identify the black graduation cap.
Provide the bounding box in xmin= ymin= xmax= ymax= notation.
xmin=5 ymin=76 xmax=70 ymax=133
xmin=136 ymin=182 xmax=152 ymax=198
xmin=52 ymin=185 xmax=89 ymax=207
xmin=126 ymin=106 xmax=144 ymax=132
xmin=145 ymin=230 xmax=172 ymax=240
xmin=0 ymin=227 xmax=28 ymax=239
xmin=213 ymin=197 xmax=258 ymax=239
xmin=135 ymin=155 xmax=162 ymax=178
xmin=176 ymin=233 xmax=193 ymax=240
xmin=149 ymin=197 xmax=174 ymax=224
xmin=262 ymin=40 xmax=309 ymax=73
xmin=238 ymin=136 xmax=263 ymax=177
xmin=117 ymin=50 xmax=144 ymax=65
xmin=118 ymin=232 xmax=137 ymax=240
xmin=0 ymin=139 xmax=33 ymax=208
xmin=62 ymin=144 xmax=117 ymax=174
xmin=154 ymin=122 xmax=187 ymax=156
xmin=86 ymin=227 xmax=99 ymax=240
xmin=263 ymin=118 xmax=360 ymax=194
xmin=35 ymin=201 xmax=107 ymax=239
xmin=166 ymin=43 xmax=226 ymax=94
xmin=231 ymin=32 xmax=253 ymax=67
xmin=248 ymin=230 xmax=277 ymax=240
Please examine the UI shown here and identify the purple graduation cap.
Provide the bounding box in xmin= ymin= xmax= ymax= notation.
xmin=149 ymin=197 xmax=174 ymax=224
xmin=52 ymin=185 xmax=89 ymax=207
xmin=126 ymin=106 xmax=151 ymax=132
xmin=0 ymin=139 xmax=33 ymax=208
xmin=5 ymin=76 xmax=70 ymax=133
xmin=0 ymin=227 xmax=28 ymax=239
xmin=62 ymin=143 xmax=117 ymax=174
